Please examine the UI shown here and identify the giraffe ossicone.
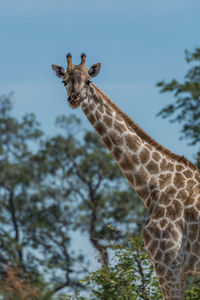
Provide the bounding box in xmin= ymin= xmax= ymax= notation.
xmin=52 ymin=53 xmax=200 ymax=300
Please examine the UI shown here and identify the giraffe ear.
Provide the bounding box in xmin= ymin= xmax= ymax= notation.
xmin=51 ymin=64 xmax=65 ymax=78
xmin=88 ymin=63 xmax=101 ymax=77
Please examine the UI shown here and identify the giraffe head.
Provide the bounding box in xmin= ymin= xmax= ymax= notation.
xmin=52 ymin=53 xmax=101 ymax=108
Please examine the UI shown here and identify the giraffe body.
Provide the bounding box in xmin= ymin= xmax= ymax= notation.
xmin=52 ymin=54 xmax=200 ymax=299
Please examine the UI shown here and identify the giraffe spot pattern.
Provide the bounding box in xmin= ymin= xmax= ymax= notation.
xmin=135 ymin=167 xmax=148 ymax=186
xmin=146 ymin=161 xmax=159 ymax=174
xmin=131 ymin=153 xmax=140 ymax=165
xmin=160 ymin=159 xmax=174 ymax=172
xmin=87 ymin=114 xmax=95 ymax=124
xmin=112 ymin=147 xmax=122 ymax=161
xmin=103 ymin=136 xmax=113 ymax=150
xmin=176 ymin=164 xmax=185 ymax=172
xmin=183 ymin=169 xmax=193 ymax=178
xmin=139 ymin=147 xmax=150 ymax=164
xmin=95 ymin=110 xmax=101 ymax=120
xmin=125 ymin=134 xmax=141 ymax=152
xmin=110 ymin=131 xmax=123 ymax=146
xmin=115 ymin=121 xmax=126 ymax=133
xmin=119 ymin=154 xmax=133 ymax=171
xmin=95 ymin=123 xmax=107 ymax=135
xmin=103 ymin=115 xmax=113 ymax=128
xmin=136 ymin=187 xmax=149 ymax=200
xmin=152 ymin=151 xmax=161 ymax=162
xmin=173 ymin=173 xmax=185 ymax=188
xmin=166 ymin=200 xmax=182 ymax=220
xmin=159 ymin=173 xmax=172 ymax=190
xmin=185 ymin=207 xmax=198 ymax=222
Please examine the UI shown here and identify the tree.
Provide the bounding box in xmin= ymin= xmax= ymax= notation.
xmin=156 ymin=47 xmax=200 ymax=166
xmin=65 ymin=235 xmax=200 ymax=300
xmin=0 ymin=95 xmax=146 ymax=297
xmin=38 ymin=115 xmax=147 ymax=269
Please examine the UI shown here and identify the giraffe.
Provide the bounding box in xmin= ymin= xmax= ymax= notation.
xmin=52 ymin=53 xmax=200 ymax=300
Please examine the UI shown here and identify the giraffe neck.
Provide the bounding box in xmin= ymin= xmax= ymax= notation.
xmin=80 ymin=83 xmax=197 ymax=214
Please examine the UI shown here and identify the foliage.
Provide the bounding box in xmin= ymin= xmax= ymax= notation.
xmin=65 ymin=235 xmax=200 ymax=300
xmin=157 ymin=48 xmax=200 ymax=149
xmin=65 ymin=236 xmax=162 ymax=300
xmin=0 ymin=94 xmax=145 ymax=297
xmin=185 ymin=286 xmax=200 ymax=300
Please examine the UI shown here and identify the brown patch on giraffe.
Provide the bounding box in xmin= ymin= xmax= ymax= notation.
xmin=114 ymin=121 xmax=126 ymax=134
xmin=103 ymin=115 xmax=113 ymax=128
xmin=195 ymin=198 xmax=200 ymax=211
xmin=153 ymin=206 xmax=165 ymax=219
xmin=186 ymin=242 xmax=191 ymax=252
xmin=119 ymin=153 xmax=133 ymax=171
xmin=186 ymin=179 xmax=196 ymax=190
xmin=155 ymin=263 xmax=166 ymax=276
xmin=94 ymin=123 xmax=107 ymax=135
xmin=159 ymin=173 xmax=172 ymax=190
xmin=163 ymin=251 xmax=174 ymax=265
xmin=188 ymin=224 xmax=199 ymax=240
xmin=146 ymin=161 xmax=159 ymax=174
xmin=175 ymin=219 xmax=184 ymax=233
xmin=160 ymin=240 xmax=175 ymax=252
xmin=95 ymin=110 xmax=101 ymax=120
xmin=136 ymin=187 xmax=149 ymax=200
xmin=189 ymin=254 xmax=198 ymax=266
xmin=103 ymin=136 xmax=113 ymax=151
xmin=135 ymin=167 xmax=148 ymax=186
xmin=105 ymin=106 xmax=112 ymax=117
xmin=160 ymin=218 xmax=168 ymax=229
xmin=148 ymin=224 xmax=161 ymax=239
xmin=173 ymin=173 xmax=185 ymax=189
xmin=125 ymin=172 xmax=134 ymax=185
xmin=139 ymin=148 xmax=150 ymax=164
xmin=148 ymin=240 xmax=158 ymax=257
xmin=166 ymin=200 xmax=182 ymax=220
xmin=125 ymin=134 xmax=141 ymax=152
xmin=160 ymin=159 xmax=175 ymax=172
xmin=82 ymin=106 xmax=89 ymax=115
xmin=89 ymin=103 xmax=95 ymax=111
xmin=143 ymin=229 xmax=151 ymax=245
xmin=185 ymin=207 xmax=198 ymax=222
xmin=87 ymin=114 xmax=95 ymax=125
xmin=183 ymin=169 xmax=193 ymax=179
xmin=193 ymin=184 xmax=200 ymax=195
xmin=159 ymin=185 xmax=176 ymax=205
xmin=176 ymin=164 xmax=185 ymax=172
xmin=110 ymin=131 xmax=123 ymax=146
xmin=151 ymin=189 xmax=160 ymax=202
xmin=152 ymin=151 xmax=161 ymax=162
xmin=97 ymin=103 xmax=104 ymax=113
xmin=154 ymin=249 xmax=163 ymax=261
xmin=112 ymin=147 xmax=122 ymax=161
xmin=192 ymin=242 xmax=200 ymax=256
xmin=131 ymin=153 xmax=140 ymax=165
xmin=149 ymin=177 xmax=157 ymax=190
xmin=194 ymin=171 xmax=200 ymax=182
xmin=166 ymin=269 xmax=174 ymax=278
xmin=163 ymin=223 xmax=177 ymax=240
xmin=177 ymin=190 xmax=192 ymax=206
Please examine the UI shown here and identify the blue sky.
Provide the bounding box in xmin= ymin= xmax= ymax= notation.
xmin=1 ymin=0 xmax=200 ymax=162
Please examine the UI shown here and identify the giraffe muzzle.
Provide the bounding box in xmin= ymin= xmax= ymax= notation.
xmin=68 ymin=93 xmax=81 ymax=108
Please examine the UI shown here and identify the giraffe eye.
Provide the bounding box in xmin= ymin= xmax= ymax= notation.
xmin=86 ymin=80 xmax=91 ymax=86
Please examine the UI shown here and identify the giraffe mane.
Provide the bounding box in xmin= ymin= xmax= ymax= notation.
xmin=92 ymin=83 xmax=199 ymax=172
